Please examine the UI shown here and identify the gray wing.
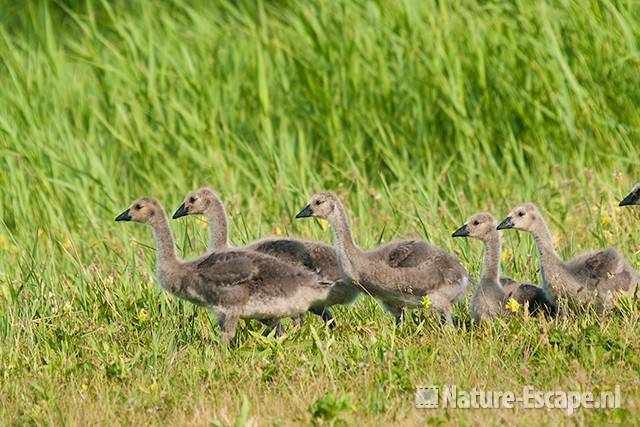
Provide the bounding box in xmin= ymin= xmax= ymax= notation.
xmin=173 ymin=252 xmax=257 ymax=307
xmin=247 ymin=238 xmax=316 ymax=271
xmin=596 ymin=270 xmax=639 ymax=294
xmin=375 ymin=250 xmax=470 ymax=296
xmin=386 ymin=240 xmax=439 ymax=268
xmin=566 ymin=248 xmax=638 ymax=293
xmin=567 ymin=249 xmax=625 ymax=278
xmin=247 ymin=238 xmax=342 ymax=283
xmin=196 ymin=251 xmax=258 ymax=286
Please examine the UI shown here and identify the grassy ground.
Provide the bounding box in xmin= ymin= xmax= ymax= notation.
xmin=1 ymin=0 xmax=640 ymax=425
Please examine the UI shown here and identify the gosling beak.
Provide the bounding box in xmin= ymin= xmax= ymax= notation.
xmin=115 ymin=209 xmax=132 ymax=222
xmin=496 ymin=216 xmax=514 ymax=230
xmin=172 ymin=203 xmax=189 ymax=219
xmin=452 ymin=224 xmax=469 ymax=238
xmin=619 ymin=190 xmax=640 ymax=207
xmin=295 ymin=204 xmax=313 ymax=219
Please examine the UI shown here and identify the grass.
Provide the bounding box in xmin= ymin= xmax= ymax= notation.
xmin=1 ymin=0 xmax=640 ymax=424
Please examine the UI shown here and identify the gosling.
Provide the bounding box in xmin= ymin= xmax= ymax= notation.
xmin=115 ymin=197 xmax=335 ymax=342
xmin=172 ymin=188 xmax=360 ymax=328
xmin=452 ymin=212 xmax=557 ymax=321
xmin=296 ymin=191 xmax=472 ymax=325
xmin=497 ymin=203 xmax=640 ymax=312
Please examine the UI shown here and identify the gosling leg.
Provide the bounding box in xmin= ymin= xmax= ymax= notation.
xmin=293 ymin=314 xmax=305 ymax=328
xmin=260 ymin=319 xmax=285 ymax=337
xmin=441 ymin=304 xmax=453 ymax=326
xmin=217 ymin=312 xmax=238 ymax=343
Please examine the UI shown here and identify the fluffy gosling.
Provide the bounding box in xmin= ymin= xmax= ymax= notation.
xmin=296 ymin=191 xmax=472 ymax=325
xmin=497 ymin=203 xmax=640 ymax=312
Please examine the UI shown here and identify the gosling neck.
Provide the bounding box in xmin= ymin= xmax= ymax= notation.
xmin=326 ymin=203 xmax=364 ymax=279
xmin=480 ymin=231 xmax=501 ymax=285
xmin=148 ymin=208 xmax=179 ymax=268
xmin=203 ymin=197 xmax=229 ymax=250
xmin=528 ymin=217 xmax=563 ymax=268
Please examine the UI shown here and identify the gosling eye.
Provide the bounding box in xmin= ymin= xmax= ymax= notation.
xmin=189 ymin=197 xmax=196 ymax=203
xmin=518 ymin=212 xmax=525 ymax=217
xmin=315 ymin=200 xmax=324 ymax=206
xmin=134 ymin=204 xmax=142 ymax=210
xmin=473 ymin=220 xmax=480 ymax=226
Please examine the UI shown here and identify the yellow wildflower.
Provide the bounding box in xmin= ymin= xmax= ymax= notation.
xmin=137 ymin=308 xmax=149 ymax=322
xmin=501 ymin=249 xmax=511 ymax=263
xmin=600 ymin=215 xmax=611 ymax=226
xmin=81 ymin=383 xmax=89 ymax=391
xmin=63 ymin=239 xmax=73 ymax=250
xmin=421 ymin=295 xmax=432 ymax=311
xmin=274 ymin=226 xmax=283 ymax=236
xmin=505 ymin=298 xmax=521 ymax=313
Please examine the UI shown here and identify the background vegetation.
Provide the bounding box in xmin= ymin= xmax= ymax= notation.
xmin=1 ymin=0 xmax=639 ymax=424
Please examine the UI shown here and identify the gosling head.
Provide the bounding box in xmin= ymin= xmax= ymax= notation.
xmin=496 ymin=203 xmax=540 ymax=232
xmin=296 ymin=191 xmax=340 ymax=221
xmin=172 ymin=188 xmax=218 ymax=219
xmin=452 ymin=212 xmax=498 ymax=241
xmin=115 ymin=197 xmax=161 ymax=224
xmin=619 ymin=183 xmax=640 ymax=207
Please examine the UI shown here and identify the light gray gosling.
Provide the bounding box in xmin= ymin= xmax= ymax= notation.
xmin=172 ymin=188 xmax=360 ymax=328
xmin=620 ymin=183 xmax=640 ymax=207
xmin=452 ymin=212 xmax=557 ymax=321
xmin=497 ymin=203 xmax=640 ymax=312
xmin=295 ymin=191 xmax=472 ymax=325
xmin=115 ymin=197 xmax=335 ymax=342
